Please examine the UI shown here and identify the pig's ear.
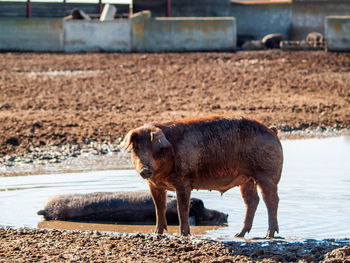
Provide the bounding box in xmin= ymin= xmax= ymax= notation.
xmin=150 ymin=128 xmax=171 ymax=154
xmin=121 ymin=130 xmax=137 ymax=150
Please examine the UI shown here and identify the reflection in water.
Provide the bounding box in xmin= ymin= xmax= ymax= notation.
xmin=0 ymin=136 xmax=349 ymax=240
xmin=38 ymin=221 xmax=222 ymax=236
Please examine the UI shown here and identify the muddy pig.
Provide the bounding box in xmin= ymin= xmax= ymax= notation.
xmin=37 ymin=191 xmax=228 ymax=226
xmin=122 ymin=115 xmax=283 ymax=238
xmin=262 ymin=33 xmax=284 ymax=49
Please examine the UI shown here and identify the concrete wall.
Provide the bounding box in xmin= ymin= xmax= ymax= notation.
xmin=228 ymin=2 xmax=291 ymax=41
xmin=325 ymin=16 xmax=350 ymax=52
xmin=6 ymin=0 xmax=350 ymax=43
xmin=292 ymin=0 xmax=350 ymax=40
xmin=0 ymin=18 xmax=64 ymax=52
xmin=135 ymin=0 xmax=230 ymax=17
xmin=0 ymin=2 xmax=127 ymax=18
xmin=0 ymin=2 xmax=27 ymax=17
xmin=64 ymin=19 xmax=132 ymax=52
xmin=132 ymin=11 xmax=236 ymax=52
xmin=1 ymin=0 xmax=290 ymax=41
xmin=134 ymin=0 xmax=291 ymax=41
xmin=0 ymin=11 xmax=236 ymax=52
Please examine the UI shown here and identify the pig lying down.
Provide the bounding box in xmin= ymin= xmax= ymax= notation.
xmin=122 ymin=115 xmax=283 ymax=238
xmin=37 ymin=191 xmax=228 ymax=226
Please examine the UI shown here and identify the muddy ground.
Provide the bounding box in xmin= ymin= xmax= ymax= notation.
xmin=0 ymin=228 xmax=350 ymax=263
xmin=1 ymin=51 xmax=349 ymax=159
xmin=0 ymin=51 xmax=350 ymax=262
xmin=1 ymin=227 xmax=350 ymax=262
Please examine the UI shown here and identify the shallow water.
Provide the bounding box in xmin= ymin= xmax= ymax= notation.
xmin=0 ymin=136 xmax=349 ymax=240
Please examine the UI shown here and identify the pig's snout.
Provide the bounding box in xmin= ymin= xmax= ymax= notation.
xmin=140 ymin=166 xmax=153 ymax=179
xmin=197 ymin=210 xmax=228 ymax=226
xmin=210 ymin=211 xmax=228 ymax=226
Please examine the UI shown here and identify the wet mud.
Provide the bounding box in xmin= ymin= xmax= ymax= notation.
xmin=37 ymin=221 xmax=222 ymax=236
xmin=1 ymin=227 xmax=349 ymax=262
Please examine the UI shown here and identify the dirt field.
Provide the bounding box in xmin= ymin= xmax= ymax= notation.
xmin=1 ymin=51 xmax=350 ymax=262
xmin=1 ymin=51 xmax=349 ymax=159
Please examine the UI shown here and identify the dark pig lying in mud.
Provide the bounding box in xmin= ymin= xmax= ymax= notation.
xmin=37 ymin=191 xmax=228 ymax=226
xmin=122 ymin=115 xmax=283 ymax=238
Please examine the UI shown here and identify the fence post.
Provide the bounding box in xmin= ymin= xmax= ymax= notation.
xmin=26 ymin=0 xmax=32 ymax=18
xmin=98 ymin=0 xmax=103 ymax=14
xmin=166 ymin=0 xmax=171 ymax=17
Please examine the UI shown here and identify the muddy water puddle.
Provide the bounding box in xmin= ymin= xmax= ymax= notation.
xmin=0 ymin=136 xmax=349 ymax=240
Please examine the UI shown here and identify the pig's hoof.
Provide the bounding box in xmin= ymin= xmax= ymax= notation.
xmin=180 ymin=229 xmax=191 ymax=236
xmin=155 ymin=226 xmax=167 ymax=234
xmin=265 ymin=231 xmax=275 ymax=239
xmin=265 ymin=226 xmax=279 ymax=239
xmin=235 ymin=232 xmax=245 ymax=238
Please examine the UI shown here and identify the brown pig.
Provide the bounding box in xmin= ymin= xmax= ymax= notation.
xmin=122 ymin=115 xmax=283 ymax=238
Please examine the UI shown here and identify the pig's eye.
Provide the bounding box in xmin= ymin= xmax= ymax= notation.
xmin=160 ymin=147 xmax=169 ymax=155
xmin=154 ymin=147 xmax=167 ymax=157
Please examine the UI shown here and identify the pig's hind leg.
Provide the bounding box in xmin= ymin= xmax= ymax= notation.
xmin=149 ymin=184 xmax=168 ymax=234
xmin=257 ymin=176 xmax=280 ymax=238
xmin=235 ymin=179 xmax=260 ymax=237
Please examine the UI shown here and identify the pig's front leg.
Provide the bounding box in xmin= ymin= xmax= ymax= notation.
xmin=149 ymin=182 xmax=167 ymax=234
xmin=176 ymin=183 xmax=192 ymax=236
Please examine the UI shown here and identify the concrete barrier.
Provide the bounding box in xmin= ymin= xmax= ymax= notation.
xmin=0 ymin=18 xmax=64 ymax=52
xmin=0 ymin=1 xmax=289 ymax=41
xmin=64 ymin=19 xmax=132 ymax=52
xmin=291 ymin=0 xmax=350 ymax=40
xmin=325 ymin=16 xmax=350 ymax=52
xmin=132 ymin=0 xmax=291 ymax=41
xmin=0 ymin=11 xmax=236 ymax=52
xmin=229 ymin=2 xmax=291 ymax=41
xmin=130 ymin=11 xmax=150 ymax=51
xmin=131 ymin=11 xmax=236 ymax=52
xmin=146 ymin=17 xmax=236 ymax=52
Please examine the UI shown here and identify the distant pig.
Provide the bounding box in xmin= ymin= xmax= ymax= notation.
xmin=306 ymin=32 xmax=323 ymax=48
xmin=37 ymin=191 xmax=228 ymax=226
xmin=122 ymin=115 xmax=283 ymax=238
xmin=262 ymin=33 xmax=284 ymax=49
